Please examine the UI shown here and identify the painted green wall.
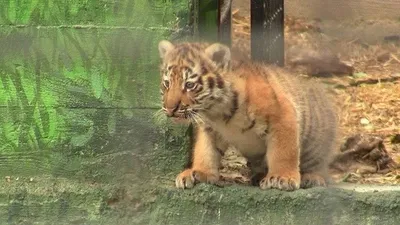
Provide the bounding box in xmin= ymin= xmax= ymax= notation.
xmin=0 ymin=1 xmax=213 ymax=223
xmin=0 ymin=0 xmax=190 ymax=178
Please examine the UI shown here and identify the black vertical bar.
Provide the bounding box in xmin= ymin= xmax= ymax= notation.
xmin=265 ymin=0 xmax=284 ymax=66
xmin=218 ymin=0 xmax=232 ymax=46
xmin=251 ymin=0 xmax=266 ymax=61
xmin=194 ymin=0 xmax=219 ymax=42
xmin=251 ymin=0 xmax=285 ymax=66
xmin=192 ymin=0 xmax=200 ymax=38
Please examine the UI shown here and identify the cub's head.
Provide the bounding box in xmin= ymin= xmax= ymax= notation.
xmin=158 ymin=40 xmax=231 ymax=122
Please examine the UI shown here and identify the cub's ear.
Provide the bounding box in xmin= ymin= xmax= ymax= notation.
xmin=204 ymin=43 xmax=231 ymax=69
xmin=158 ymin=40 xmax=175 ymax=59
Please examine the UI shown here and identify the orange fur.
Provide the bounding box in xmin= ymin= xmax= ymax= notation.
xmin=158 ymin=40 xmax=339 ymax=191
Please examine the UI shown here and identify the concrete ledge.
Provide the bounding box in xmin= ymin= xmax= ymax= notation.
xmin=146 ymin=184 xmax=400 ymax=225
xmin=2 ymin=178 xmax=399 ymax=225
xmin=333 ymin=183 xmax=400 ymax=192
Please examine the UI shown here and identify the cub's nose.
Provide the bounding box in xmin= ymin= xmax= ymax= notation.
xmin=163 ymin=105 xmax=179 ymax=117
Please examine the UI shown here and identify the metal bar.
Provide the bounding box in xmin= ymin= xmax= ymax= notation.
xmin=251 ymin=0 xmax=285 ymax=66
xmin=251 ymin=0 xmax=266 ymax=62
xmin=194 ymin=0 xmax=219 ymax=42
xmin=218 ymin=0 xmax=232 ymax=46
xmin=265 ymin=0 xmax=285 ymax=66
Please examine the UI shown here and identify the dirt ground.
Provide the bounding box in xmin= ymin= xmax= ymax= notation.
xmin=220 ymin=2 xmax=400 ymax=186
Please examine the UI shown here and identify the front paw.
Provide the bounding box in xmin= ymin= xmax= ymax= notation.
xmin=260 ymin=171 xmax=301 ymax=191
xmin=175 ymin=169 xmax=219 ymax=189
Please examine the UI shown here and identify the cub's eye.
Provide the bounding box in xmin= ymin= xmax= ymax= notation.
xmin=185 ymin=82 xmax=195 ymax=89
xmin=163 ymin=80 xmax=170 ymax=88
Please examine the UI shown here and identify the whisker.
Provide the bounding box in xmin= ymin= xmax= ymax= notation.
xmin=152 ymin=108 xmax=167 ymax=124
xmin=187 ymin=111 xmax=196 ymax=124
xmin=190 ymin=114 xmax=198 ymax=124
xmin=190 ymin=111 xmax=205 ymax=125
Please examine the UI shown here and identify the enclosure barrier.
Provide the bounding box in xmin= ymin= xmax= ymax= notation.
xmin=0 ymin=0 xmax=399 ymax=224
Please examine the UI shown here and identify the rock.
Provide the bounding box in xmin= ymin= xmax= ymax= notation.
xmin=330 ymin=134 xmax=395 ymax=174
xmin=360 ymin=118 xmax=370 ymax=125
xmin=286 ymin=46 xmax=355 ymax=76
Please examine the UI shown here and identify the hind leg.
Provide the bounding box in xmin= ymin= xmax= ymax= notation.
xmin=300 ymin=172 xmax=327 ymax=188
xmin=300 ymin=140 xmax=335 ymax=189
xmin=300 ymin=153 xmax=331 ymax=189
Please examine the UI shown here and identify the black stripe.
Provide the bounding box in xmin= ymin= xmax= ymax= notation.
xmin=300 ymin=156 xmax=323 ymax=173
xmin=195 ymin=86 xmax=203 ymax=93
xmin=189 ymin=74 xmax=198 ymax=79
xmin=184 ymin=69 xmax=188 ymax=80
xmin=271 ymin=90 xmax=279 ymax=105
xmin=187 ymin=58 xmax=195 ymax=67
xmin=224 ymin=91 xmax=238 ymax=123
xmin=301 ymin=110 xmax=310 ymax=151
xmin=179 ymin=46 xmax=189 ymax=55
xmin=242 ymin=120 xmax=256 ymax=133
xmin=301 ymin=90 xmax=317 ymax=153
xmin=197 ymin=94 xmax=209 ymax=101
xmin=204 ymin=126 xmax=213 ymax=133
xmin=185 ymin=67 xmax=193 ymax=73
xmin=207 ymin=77 xmax=215 ymax=89
xmin=204 ymin=103 xmax=214 ymax=110
xmin=192 ymin=44 xmax=201 ymax=51
xmin=301 ymin=91 xmax=321 ymax=160
xmin=301 ymin=139 xmax=322 ymax=172
xmin=216 ymin=73 xmax=225 ymax=89
xmin=201 ymin=64 xmax=208 ymax=75
xmin=172 ymin=101 xmax=181 ymax=114
xmin=187 ymin=50 xmax=195 ymax=62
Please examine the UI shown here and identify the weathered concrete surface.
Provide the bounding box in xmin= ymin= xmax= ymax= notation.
xmin=2 ymin=177 xmax=399 ymax=225
xmin=334 ymin=183 xmax=400 ymax=192
xmin=142 ymin=184 xmax=400 ymax=225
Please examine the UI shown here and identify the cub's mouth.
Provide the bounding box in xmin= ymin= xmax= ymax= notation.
xmin=169 ymin=113 xmax=191 ymax=124
xmin=162 ymin=107 xmax=191 ymax=123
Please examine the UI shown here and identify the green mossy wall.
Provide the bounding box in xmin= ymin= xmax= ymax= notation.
xmin=0 ymin=0 xmax=190 ymax=175
xmin=0 ymin=1 xmax=192 ymax=223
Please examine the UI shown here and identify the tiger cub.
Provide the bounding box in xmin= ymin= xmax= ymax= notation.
xmin=158 ymin=40 xmax=339 ymax=191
